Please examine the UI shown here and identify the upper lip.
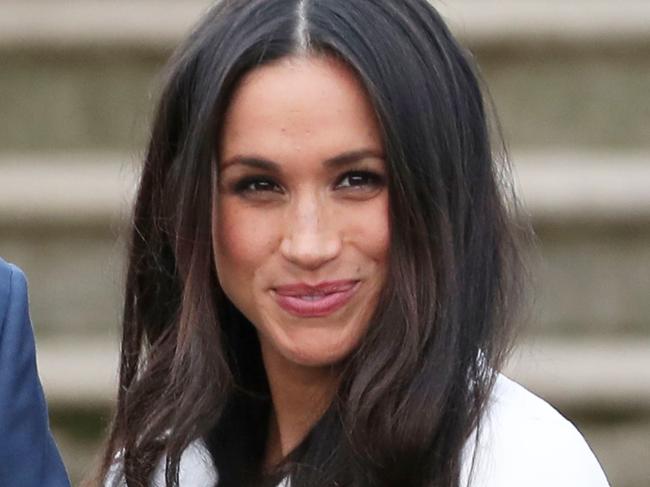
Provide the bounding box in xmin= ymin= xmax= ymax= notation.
xmin=274 ymin=279 xmax=359 ymax=296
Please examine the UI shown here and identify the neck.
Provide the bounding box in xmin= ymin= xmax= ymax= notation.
xmin=260 ymin=340 xmax=341 ymax=468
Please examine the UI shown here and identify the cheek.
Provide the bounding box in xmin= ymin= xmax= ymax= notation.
xmin=213 ymin=202 xmax=277 ymax=278
xmin=351 ymin=197 xmax=390 ymax=262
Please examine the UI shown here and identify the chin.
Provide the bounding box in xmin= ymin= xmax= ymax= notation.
xmin=284 ymin=347 xmax=350 ymax=368
xmin=275 ymin=330 xmax=362 ymax=368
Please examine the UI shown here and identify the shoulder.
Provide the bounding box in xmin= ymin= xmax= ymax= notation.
xmin=0 ymin=256 xmax=15 ymax=281
xmin=105 ymin=441 xmax=218 ymax=487
xmin=153 ymin=441 xmax=218 ymax=486
xmin=0 ymin=257 xmax=28 ymax=334
xmin=0 ymin=257 xmax=25 ymax=290
xmin=461 ymin=374 xmax=611 ymax=487
xmin=0 ymin=257 xmax=31 ymax=356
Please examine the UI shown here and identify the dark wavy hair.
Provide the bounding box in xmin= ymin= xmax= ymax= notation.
xmin=98 ymin=0 xmax=527 ymax=486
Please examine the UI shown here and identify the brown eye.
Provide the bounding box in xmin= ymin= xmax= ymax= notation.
xmin=336 ymin=171 xmax=385 ymax=190
xmin=233 ymin=177 xmax=282 ymax=194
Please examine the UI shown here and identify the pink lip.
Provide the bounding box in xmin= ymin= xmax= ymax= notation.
xmin=273 ymin=280 xmax=360 ymax=317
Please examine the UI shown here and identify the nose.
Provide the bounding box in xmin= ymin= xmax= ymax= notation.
xmin=279 ymin=194 xmax=341 ymax=270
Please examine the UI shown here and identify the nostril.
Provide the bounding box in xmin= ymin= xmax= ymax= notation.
xmin=279 ymin=233 xmax=341 ymax=269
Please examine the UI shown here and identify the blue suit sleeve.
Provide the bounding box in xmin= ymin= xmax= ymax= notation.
xmin=0 ymin=260 xmax=71 ymax=487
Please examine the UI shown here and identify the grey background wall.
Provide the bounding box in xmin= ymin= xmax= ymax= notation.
xmin=1 ymin=1 xmax=649 ymax=485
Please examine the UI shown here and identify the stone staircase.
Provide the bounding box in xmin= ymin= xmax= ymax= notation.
xmin=1 ymin=1 xmax=649 ymax=485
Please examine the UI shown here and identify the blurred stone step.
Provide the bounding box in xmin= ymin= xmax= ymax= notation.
xmin=504 ymin=339 xmax=650 ymax=414
xmin=1 ymin=1 xmax=649 ymax=151
xmin=515 ymin=151 xmax=650 ymax=228
xmin=0 ymin=1 xmax=212 ymax=52
xmin=0 ymin=152 xmax=138 ymax=229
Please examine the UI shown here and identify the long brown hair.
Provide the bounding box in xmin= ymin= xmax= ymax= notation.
xmin=99 ymin=0 xmax=527 ymax=485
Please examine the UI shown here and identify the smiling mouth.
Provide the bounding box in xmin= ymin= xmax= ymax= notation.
xmin=272 ymin=281 xmax=360 ymax=317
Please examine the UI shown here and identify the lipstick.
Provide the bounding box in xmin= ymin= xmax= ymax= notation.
xmin=273 ymin=280 xmax=359 ymax=317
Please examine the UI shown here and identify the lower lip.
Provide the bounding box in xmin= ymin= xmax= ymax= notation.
xmin=273 ymin=282 xmax=360 ymax=318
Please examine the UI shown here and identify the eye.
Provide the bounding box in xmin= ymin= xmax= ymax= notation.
xmin=232 ymin=176 xmax=282 ymax=195
xmin=335 ymin=170 xmax=385 ymax=190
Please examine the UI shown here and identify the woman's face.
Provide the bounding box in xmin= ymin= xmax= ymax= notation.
xmin=213 ymin=55 xmax=388 ymax=369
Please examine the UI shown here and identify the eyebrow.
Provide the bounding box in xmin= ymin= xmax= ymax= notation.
xmin=220 ymin=149 xmax=385 ymax=172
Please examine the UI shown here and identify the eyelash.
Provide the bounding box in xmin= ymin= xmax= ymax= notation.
xmin=231 ymin=170 xmax=385 ymax=196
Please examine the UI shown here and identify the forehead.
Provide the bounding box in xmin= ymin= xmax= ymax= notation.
xmin=219 ymin=55 xmax=384 ymax=166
